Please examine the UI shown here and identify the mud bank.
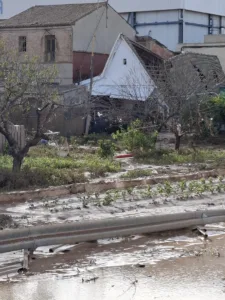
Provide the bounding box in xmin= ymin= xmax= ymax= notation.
xmin=1 ymin=228 xmax=225 ymax=300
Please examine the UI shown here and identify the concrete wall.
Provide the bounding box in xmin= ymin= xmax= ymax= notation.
xmin=0 ymin=26 xmax=73 ymax=84
xmin=11 ymin=86 xmax=88 ymax=136
xmin=204 ymin=35 xmax=225 ymax=43
xmin=73 ymin=5 xmax=135 ymax=54
xmin=56 ymin=63 xmax=73 ymax=85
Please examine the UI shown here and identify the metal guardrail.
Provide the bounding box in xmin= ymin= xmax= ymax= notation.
xmin=0 ymin=210 xmax=224 ymax=254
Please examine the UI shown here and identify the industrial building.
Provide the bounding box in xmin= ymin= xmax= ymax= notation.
xmin=112 ymin=0 xmax=225 ymax=51
xmin=2 ymin=0 xmax=225 ymax=51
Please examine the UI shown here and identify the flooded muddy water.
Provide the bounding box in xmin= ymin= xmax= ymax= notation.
xmin=0 ymin=256 xmax=225 ymax=300
xmin=1 ymin=229 xmax=225 ymax=300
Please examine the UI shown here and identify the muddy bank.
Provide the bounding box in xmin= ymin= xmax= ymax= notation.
xmin=1 ymin=228 xmax=225 ymax=300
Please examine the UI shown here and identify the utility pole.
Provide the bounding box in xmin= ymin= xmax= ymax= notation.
xmin=85 ymin=34 xmax=96 ymax=135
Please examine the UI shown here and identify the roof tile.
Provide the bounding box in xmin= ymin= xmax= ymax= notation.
xmin=0 ymin=3 xmax=106 ymax=28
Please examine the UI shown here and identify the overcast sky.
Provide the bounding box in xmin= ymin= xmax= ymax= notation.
xmin=1 ymin=0 xmax=117 ymax=19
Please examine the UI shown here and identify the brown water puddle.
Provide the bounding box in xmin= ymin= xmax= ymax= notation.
xmin=0 ymin=229 xmax=225 ymax=300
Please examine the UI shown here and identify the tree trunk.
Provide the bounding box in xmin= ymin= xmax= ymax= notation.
xmin=12 ymin=156 xmax=23 ymax=172
xmin=175 ymin=134 xmax=181 ymax=151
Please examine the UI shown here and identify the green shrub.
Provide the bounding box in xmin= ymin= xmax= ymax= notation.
xmin=112 ymin=119 xmax=158 ymax=152
xmin=98 ymin=140 xmax=115 ymax=158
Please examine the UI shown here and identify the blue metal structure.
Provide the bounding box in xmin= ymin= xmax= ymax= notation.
xmin=0 ymin=1 xmax=3 ymax=15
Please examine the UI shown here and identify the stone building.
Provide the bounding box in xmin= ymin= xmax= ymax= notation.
xmin=0 ymin=3 xmax=135 ymax=84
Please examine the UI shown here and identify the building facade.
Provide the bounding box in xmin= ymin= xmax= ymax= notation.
xmin=3 ymin=1 xmax=225 ymax=51
xmin=179 ymin=35 xmax=225 ymax=74
xmin=82 ymin=33 xmax=163 ymax=101
xmin=112 ymin=0 xmax=225 ymax=51
xmin=0 ymin=3 xmax=135 ymax=84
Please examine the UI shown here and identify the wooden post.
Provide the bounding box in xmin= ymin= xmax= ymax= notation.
xmin=22 ymin=249 xmax=29 ymax=270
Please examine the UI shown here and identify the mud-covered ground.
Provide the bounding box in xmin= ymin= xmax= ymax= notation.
xmin=0 ymin=226 xmax=225 ymax=299
xmin=1 ymin=171 xmax=225 ymax=299
xmin=0 ymin=177 xmax=224 ymax=227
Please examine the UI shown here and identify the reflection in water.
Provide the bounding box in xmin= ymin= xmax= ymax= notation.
xmin=1 ymin=231 xmax=225 ymax=300
xmin=0 ymin=258 xmax=225 ymax=300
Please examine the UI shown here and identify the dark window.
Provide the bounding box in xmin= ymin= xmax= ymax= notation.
xmin=45 ymin=35 xmax=56 ymax=62
xmin=19 ymin=36 xmax=27 ymax=52
xmin=123 ymin=58 xmax=127 ymax=65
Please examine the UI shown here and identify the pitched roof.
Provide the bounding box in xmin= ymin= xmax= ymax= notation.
xmin=121 ymin=35 xmax=164 ymax=79
xmin=0 ymin=3 xmax=106 ymax=28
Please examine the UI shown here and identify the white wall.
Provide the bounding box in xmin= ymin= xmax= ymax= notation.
xmin=184 ymin=0 xmax=225 ymax=16
xmin=136 ymin=10 xmax=179 ymax=50
xmin=86 ymin=37 xmax=155 ymax=101
xmin=110 ymin=0 xmax=183 ymax=13
xmin=111 ymin=0 xmax=225 ymax=16
xmin=73 ymin=6 xmax=135 ymax=54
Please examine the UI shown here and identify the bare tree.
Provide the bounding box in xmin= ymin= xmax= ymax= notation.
xmin=0 ymin=42 xmax=60 ymax=171
xmin=151 ymin=53 xmax=225 ymax=150
xmin=89 ymin=66 xmax=164 ymax=131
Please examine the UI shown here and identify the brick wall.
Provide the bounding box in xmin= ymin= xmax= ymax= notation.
xmin=136 ymin=36 xmax=174 ymax=60
xmin=73 ymin=51 xmax=108 ymax=82
xmin=0 ymin=26 xmax=73 ymax=63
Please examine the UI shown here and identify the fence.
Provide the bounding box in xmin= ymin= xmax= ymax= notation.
xmin=0 ymin=125 xmax=26 ymax=153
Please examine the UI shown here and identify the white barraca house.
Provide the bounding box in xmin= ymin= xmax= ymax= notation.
xmin=82 ymin=33 xmax=163 ymax=102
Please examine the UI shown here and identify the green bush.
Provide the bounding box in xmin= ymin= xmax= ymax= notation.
xmin=136 ymin=148 xmax=225 ymax=165
xmin=112 ymin=119 xmax=158 ymax=152
xmin=98 ymin=140 xmax=115 ymax=158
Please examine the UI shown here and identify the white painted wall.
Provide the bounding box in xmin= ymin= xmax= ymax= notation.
xmin=73 ymin=6 xmax=135 ymax=54
xmin=83 ymin=36 xmax=155 ymax=101
xmin=135 ymin=10 xmax=179 ymax=50
xmin=137 ymin=24 xmax=179 ymax=51
xmin=136 ymin=10 xmax=179 ymax=23
xmin=110 ymin=0 xmax=225 ymax=16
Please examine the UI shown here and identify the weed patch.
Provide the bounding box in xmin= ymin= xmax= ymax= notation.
xmin=121 ymin=169 xmax=153 ymax=179
xmin=0 ymin=146 xmax=121 ymax=191
xmin=136 ymin=148 xmax=225 ymax=166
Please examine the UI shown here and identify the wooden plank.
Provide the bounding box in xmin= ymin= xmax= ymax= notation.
xmin=0 ymin=125 xmax=26 ymax=153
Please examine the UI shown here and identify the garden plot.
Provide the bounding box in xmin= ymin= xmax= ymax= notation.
xmin=2 ymin=177 xmax=225 ymax=227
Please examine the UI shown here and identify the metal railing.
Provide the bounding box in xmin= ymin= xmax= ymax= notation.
xmin=0 ymin=209 xmax=225 ymax=254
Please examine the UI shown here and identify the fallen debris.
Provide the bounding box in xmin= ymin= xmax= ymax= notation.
xmin=0 ymin=214 xmax=16 ymax=229
xmin=82 ymin=276 xmax=99 ymax=283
